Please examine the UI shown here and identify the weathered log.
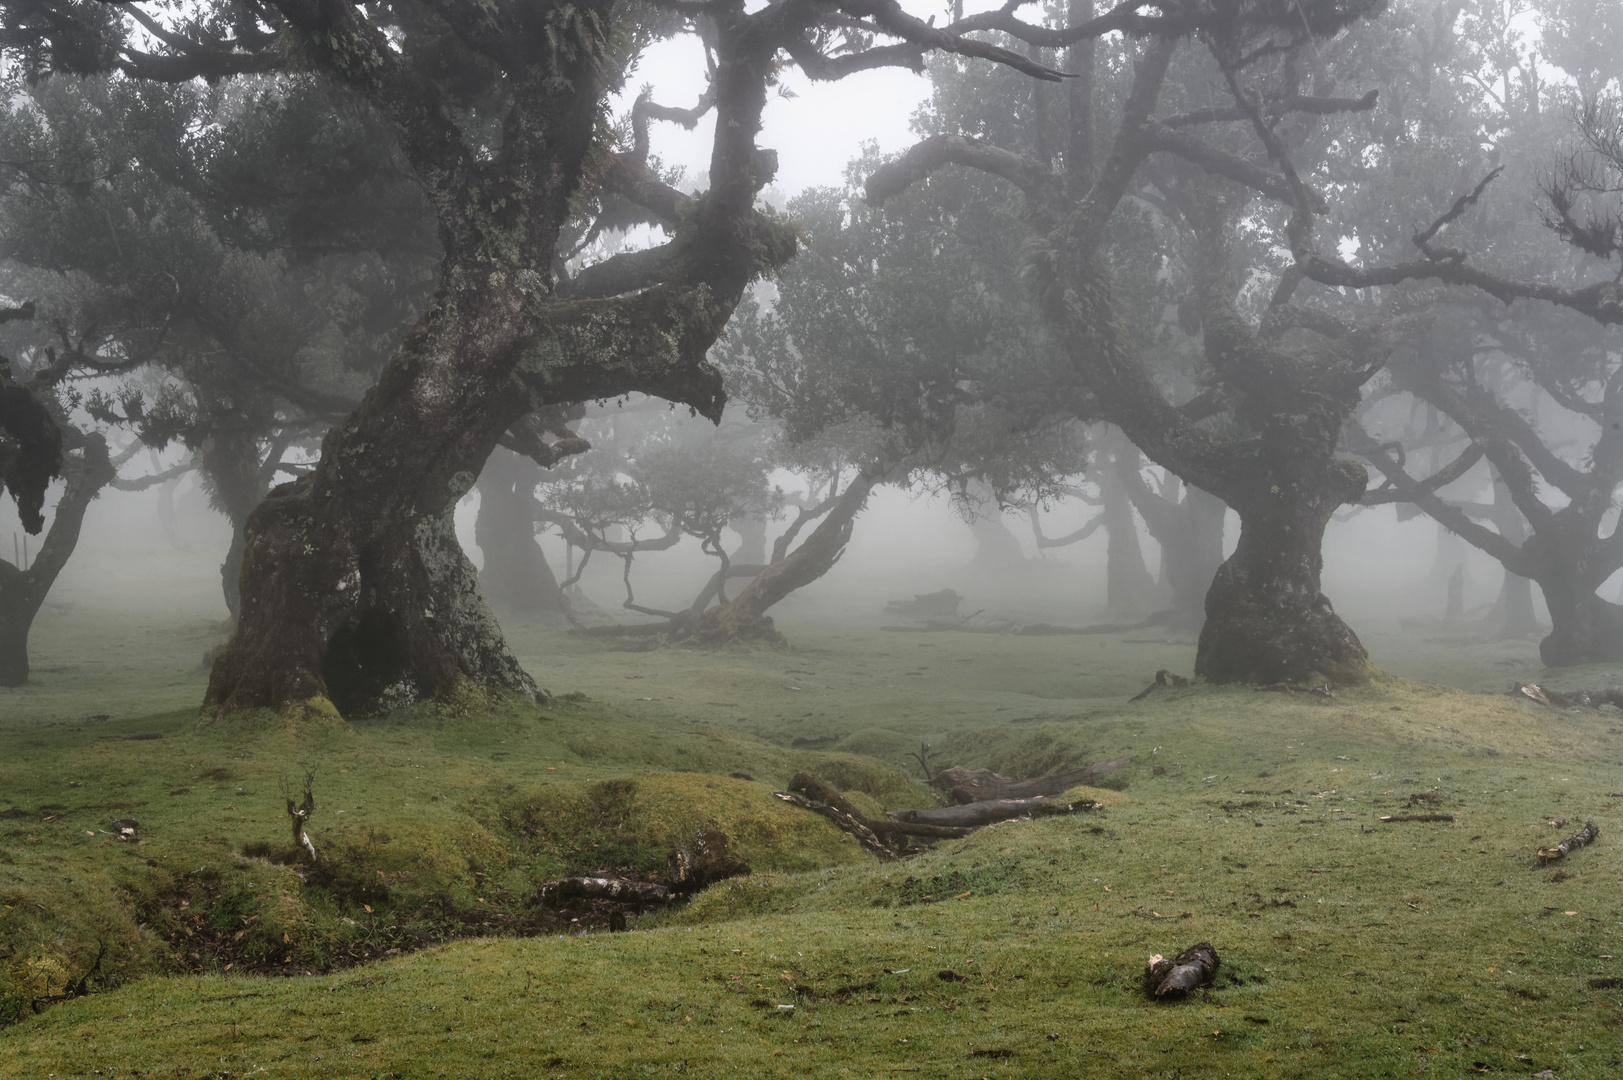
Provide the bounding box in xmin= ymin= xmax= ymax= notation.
xmin=1538 ymin=820 xmax=1599 ymax=865
xmin=784 ymin=774 xmax=974 ymax=841
xmin=1379 ymin=813 xmax=1455 ymax=823
xmin=929 ymin=760 xmax=1128 ymax=804
xmin=886 ymin=796 xmax=1096 ymax=828
xmin=664 ymin=829 xmax=750 ymax=894
xmin=775 ymin=791 xmax=898 ymax=860
xmin=1513 ymin=683 xmax=1623 ymax=709
xmin=1144 ymin=942 xmax=1220 ymax=999
xmin=539 ymin=877 xmax=672 ymax=904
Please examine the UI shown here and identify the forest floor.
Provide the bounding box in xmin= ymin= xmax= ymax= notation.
xmin=3 ymin=602 xmax=1623 ymax=1078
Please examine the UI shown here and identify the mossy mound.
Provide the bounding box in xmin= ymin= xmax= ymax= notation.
xmin=499 ymin=772 xmax=867 ymax=879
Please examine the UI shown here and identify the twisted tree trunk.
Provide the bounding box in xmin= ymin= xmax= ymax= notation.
xmin=0 ymin=434 xmax=114 ymax=686
xmin=1196 ymin=457 xmax=1370 ymax=684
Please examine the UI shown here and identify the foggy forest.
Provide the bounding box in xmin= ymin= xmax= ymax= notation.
xmin=2 ymin=0 xmax=1623 ymax=1075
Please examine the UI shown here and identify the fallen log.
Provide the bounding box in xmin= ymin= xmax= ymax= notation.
xmin=886 ymin=796 xmax=1097 ymax=828
xmin=775 ymin=791 xmax=898 ymax=860
xmin=1379 ymin=813 xmax=1455 ymax=823
xmin=1538 ymin=820 xmax=1599 ymax=866
xmin=787 ymin=774 xmax=973 ymax=840
xmin=1144 ymin=942 xmax=1220 ymax=999
xmin=1513 ymin=684 xmax=1623 ymax=709
xmin=930 ymin=760 xmax=1128 ymax=804
xmin=538 ymin=876 xmax=673 ymax=904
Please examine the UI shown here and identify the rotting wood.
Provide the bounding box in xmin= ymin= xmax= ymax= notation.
xmin=664 ymin=829 xmax=751 ymax=895
xmin=1379 ymin=813 xmax=1455 ymax=823
xmin=1538 ymin=820 xmax=1599 ymax=865
xmin=929 ymin=760 xmax=1128 ymax=804
xmin=538 ymin=876 xmax=674 ymax=904
xmin=1130 ymin=669 xmax=1191 ymax=702
xmin=1143 ymin=942 xmax=1220 ymax=999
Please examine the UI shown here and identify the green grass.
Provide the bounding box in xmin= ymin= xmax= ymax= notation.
xmin=5 ymin=617 xmax=1623 ymax=1077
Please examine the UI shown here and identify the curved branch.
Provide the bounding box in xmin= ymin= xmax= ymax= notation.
xmin=865 ymin=134 xmax=1053 ymax=205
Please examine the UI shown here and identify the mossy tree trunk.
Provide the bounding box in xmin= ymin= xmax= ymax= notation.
xmin=0 ymin=434 xmax=114 ymax=686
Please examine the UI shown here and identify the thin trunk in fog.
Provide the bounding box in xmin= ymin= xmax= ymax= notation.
xmin=474 ymin=448 xmax=567 ymax=620
xmin=1097 ymin=434 xmax=1157 ymax=617
xmin=0 ymin=434 xmax=114 ymax=686
xmin=1118 ymin=463 xmax=1226 ymax=635
xmin=963 ymin=478 xmax=1027 ymax=575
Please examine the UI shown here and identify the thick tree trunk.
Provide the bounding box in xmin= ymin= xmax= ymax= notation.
xmin=474 ymin=447 xmax=566 ymax=619
xmin=205 ymin=289 xmax=548 ymax=716
xmin=0 ymin=436 xmax=114 ymax=686
xmin=1530 ymin=538 xmax=1623 ymax=665
xmin=1195 ymin=459 xmax=1370 ymax=685
xmin=683 ymin=471 xmax=879 ymax=644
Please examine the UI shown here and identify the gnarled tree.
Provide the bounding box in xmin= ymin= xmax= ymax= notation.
xmin=2 ymin=0 xmax=1063 ymax=714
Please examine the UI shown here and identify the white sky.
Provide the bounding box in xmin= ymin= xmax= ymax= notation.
xmin=621 ymin=0 xmax=1017 ymax=196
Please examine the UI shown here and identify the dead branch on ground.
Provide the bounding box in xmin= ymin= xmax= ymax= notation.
xmin=1538 ymin=820 xmax=1599 ymax=865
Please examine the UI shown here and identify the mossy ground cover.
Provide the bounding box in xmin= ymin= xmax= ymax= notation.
xmin=4 ymin=615 xmax=1623 ymax=1077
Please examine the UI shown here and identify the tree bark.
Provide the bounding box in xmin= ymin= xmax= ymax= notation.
xmin=1195 ymin=456 xmax=1370 ymax=685
xmin=682 ymin=470 xmax=880 ymax=644
xmin=0 ymin=435 xmax=115 ymax=686
xmin=1525 ymin=528 xmax=1623 ymax=665
xmin=474 ymin=447 xmax=566 ymax=619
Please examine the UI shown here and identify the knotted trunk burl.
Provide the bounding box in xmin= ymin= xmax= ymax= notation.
xmin=1196 ymin=457 xmax=1369 ymax=684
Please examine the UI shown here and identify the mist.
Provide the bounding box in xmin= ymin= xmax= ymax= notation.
xmin=5 ymin=0 xmax=1623 ymax=1069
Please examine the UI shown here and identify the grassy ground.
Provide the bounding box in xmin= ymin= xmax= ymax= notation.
xmin=5 ymin=612 xmax=1623 ymax=1078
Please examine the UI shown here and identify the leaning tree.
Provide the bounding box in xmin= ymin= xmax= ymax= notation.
xmin=1 ymin=0 xmax=1063 ymax=715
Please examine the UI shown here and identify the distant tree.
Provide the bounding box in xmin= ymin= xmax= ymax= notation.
xmin=703 ymin=169 xmax=1086 ymax=642
xmin=864 ymin=3 xmax=1391 ymax=681
xmin=0 ymin=304 xmax=164 ymax=685
xmin=1 ymin=0 xmax=1061 ymax=715
xmin=0 ymin=72 xmax=437 ymax=617
xmin=1329 ymin=1 xmax=1623 ymax=665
